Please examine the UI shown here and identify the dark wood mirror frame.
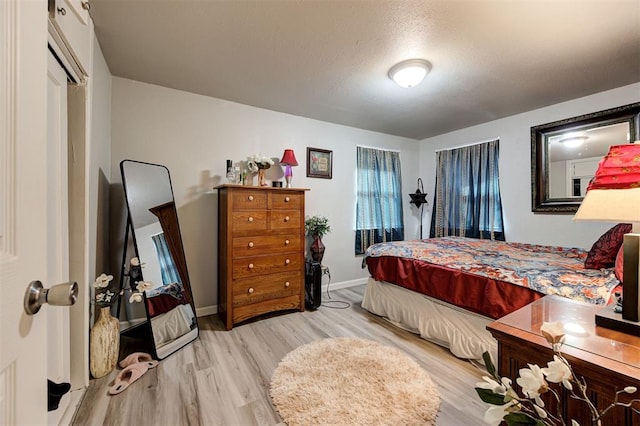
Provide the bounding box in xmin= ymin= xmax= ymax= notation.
xmin=531 ymin=102 xmax=640 ymax=213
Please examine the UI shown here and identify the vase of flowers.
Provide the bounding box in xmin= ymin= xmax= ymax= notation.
xmin=89 ymin=258 xmax=153 ymax=378
xmin=475 ymin=321 xmax=639 ymax=425
xmin=247 ymin=154 xmax=274 ymax=186
xmin=305 ymin=215 xmax=331 ymax=263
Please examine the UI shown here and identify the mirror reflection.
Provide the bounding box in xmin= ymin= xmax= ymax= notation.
xmin=531 ymin=102 xmax=640 ymax=213
xmin=547 ymin=122 xmax=629 ymax=198
xmin=120 ymin=160 xmax=198 ymax=359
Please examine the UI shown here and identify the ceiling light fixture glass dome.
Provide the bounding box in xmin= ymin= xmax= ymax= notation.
xmin=388 ymin=59 xmax=431 ymax=88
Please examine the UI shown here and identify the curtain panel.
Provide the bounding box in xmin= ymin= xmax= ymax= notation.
xmin=152 ymin=232 xmax=181 ymax=285
xmin=355 ymin=146 xmax=404 ymax=254
xmin=430 ymin=139 xmax=505 ymax=241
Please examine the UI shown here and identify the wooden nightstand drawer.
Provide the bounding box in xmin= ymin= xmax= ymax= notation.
xmin=231 ymin=211 xmax=268 ymax=233
xmin=271 ymin=192 xmax=303 ymax=210
xmin=232 ymin=271 xmax=301 ymax=307
xmin=232 ymin=254 xmax=301 ymax=279
xmin=271 ymin=210 xmax=301 ymax=230
xmin=232 ymin=190 xmax=268 ymax=210
xmin=233 ymin=235 xmax=301 ymax=257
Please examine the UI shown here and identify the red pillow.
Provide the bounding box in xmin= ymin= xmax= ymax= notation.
xmin=614 ymin=246 xmax=624 ymax=281
xmin=584 ymin=223 xmax=631 ymax=270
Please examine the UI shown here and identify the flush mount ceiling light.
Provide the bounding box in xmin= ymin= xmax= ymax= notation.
xmin=388 ymin=59 xmax=431 ymax=88
xmin=558 ymin=134 xmax=588 ymax=148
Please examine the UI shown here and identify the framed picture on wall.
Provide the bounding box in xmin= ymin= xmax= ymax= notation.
xmin=306 ymin=148 xmax=333 ymax=179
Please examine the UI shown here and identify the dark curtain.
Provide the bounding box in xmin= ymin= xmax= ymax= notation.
xmin=430 ymin=139 xmax=505 ymax=240
xmin=152 ymin=232 xmax=181 ymax=285
xmin=355 ymin=146 xmax=404 ymax=254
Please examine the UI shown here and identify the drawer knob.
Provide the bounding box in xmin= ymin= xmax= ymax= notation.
xmin=285 ymin=196 xmax=290 ymax=202
xmin=248 ymin=287 xmax=254 ymax=294
xmin=248 ymin=263 xmax=254 ymax=269
xmin=284 ymin=239 xmax=290 ymax=245
xmin=248 ymin=241 xmax=254 ymax=248
xmin=284 ymin=216 xmax=290 ymax=222
xmin=57 ymin=7 xmax=67 ymax=15
xmin=285 ymin=259 xmax=291 ymax=265
xmin=284 ymin=281 xmax=290 ymax=287
xmin=248 ymin=216 xmax=254 ymax=222
xmin=248 ymin=195 xmax=254 ymax=201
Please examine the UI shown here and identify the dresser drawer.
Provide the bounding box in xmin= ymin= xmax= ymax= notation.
xmin=232 ymin=253 xmax=302 ymax=279
xmin=231 ymin=211 xmax=268 ymax=233
xmin=271 ymin=192 xmax=304 ymax=210
xmin=233 ymin=295 xmax=301 ymax=324
xmin=271 ymin=210 xmax=301 ymax=231
xmin=233 ymin=235 xmax=301 ymax=257
xmin=232 ymin=190 xmax=268 ymax=210
xmin=232 ymin=271 xmax=301 ymax=307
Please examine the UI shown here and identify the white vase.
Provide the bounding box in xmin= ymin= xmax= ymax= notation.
xmin=89 ymin=307 xmax=120 ymax=378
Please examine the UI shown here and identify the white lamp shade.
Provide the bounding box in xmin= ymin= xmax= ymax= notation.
xmin=573 ymin=187 xmax=640 ymax=223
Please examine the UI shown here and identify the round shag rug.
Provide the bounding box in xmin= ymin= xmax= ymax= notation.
xmin=269 ymin=337 xmax=440 ymax=425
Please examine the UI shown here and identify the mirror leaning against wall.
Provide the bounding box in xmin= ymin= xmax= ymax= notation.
xmin=119 ymin=160 xmax=198 ymax=359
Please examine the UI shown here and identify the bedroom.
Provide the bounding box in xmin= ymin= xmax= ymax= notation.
xmin=2 ymin=0 xmax=639 ymax=425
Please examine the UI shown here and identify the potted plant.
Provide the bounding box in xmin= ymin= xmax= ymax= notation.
xmin=305 ymin=215 xmax=331 ymax=263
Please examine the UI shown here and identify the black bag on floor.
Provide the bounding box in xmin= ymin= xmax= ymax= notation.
xmin=305 ymin=260 xmax=322 ymax=310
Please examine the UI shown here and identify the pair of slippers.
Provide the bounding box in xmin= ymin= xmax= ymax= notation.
xmin=108 ymin=352 xmax=158 ymax=395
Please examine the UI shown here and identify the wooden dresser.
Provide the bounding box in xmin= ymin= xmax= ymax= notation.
xmin=487 ymin=296 xmax=639 ymax=425
xmin=216 ymin=185 xmax=308 ymax=330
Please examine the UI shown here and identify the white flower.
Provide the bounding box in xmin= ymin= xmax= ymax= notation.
xmin=476 ymin=376 xmax=507 ymax=396
xmin=94 ymin=273 xmax=113 ymax=288
xmin=130 ymin=257 xmax=140 ymax=266
xmin=540 ymin=321 xmax=566 ymax=349
xmin=571 ymin=420 xmax=580 ymax=426
xmin=542 ymin=355 xmax=573 ymax=390
xmin=624 ymin=386 xmax=637 ymax=394
xmin=533 ymin=404 xmax=548 ymax=419
xmin=483 ymin=401 xmax=517 ymax=426
xmin=129 ymin=292 xmax=143 ymax=303
xmin=517 ymin=364 xmax=548 ymax=407
xmin=136 ymin=281 xmax=153 ymax=292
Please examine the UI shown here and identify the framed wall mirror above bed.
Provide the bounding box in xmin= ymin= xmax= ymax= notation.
xmin=531 ymin=102 xmax=640 ymax=213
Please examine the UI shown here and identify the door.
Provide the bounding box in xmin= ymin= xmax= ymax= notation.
xmin=46 ymin=51 xmax=72 ymax=424
xmin=0 ymin=1 xmax=63 ymax=424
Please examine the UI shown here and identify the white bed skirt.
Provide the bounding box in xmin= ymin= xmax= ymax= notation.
xmin=361 ymin=278 xmax=497 ymax=363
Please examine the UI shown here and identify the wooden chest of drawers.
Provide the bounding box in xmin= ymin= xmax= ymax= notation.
xmin=216 ymin=185 xmax=308 ymax=330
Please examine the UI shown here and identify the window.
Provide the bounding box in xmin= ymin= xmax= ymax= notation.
xmin=430 ymin=139 xmax=505 ymax=240
xmin=151 ymin=232 xmax=181 ymax=285
xmin=355 ymin=146 xmax=404 ymax=254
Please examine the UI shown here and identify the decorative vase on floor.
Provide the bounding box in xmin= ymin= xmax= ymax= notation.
xmin=89 ymin=307 xmax=120 ymax=378
xmin=310 ymin=235 xmax=325 ymax=263
xmin=258 ymin=168 xmax=267 ymax=186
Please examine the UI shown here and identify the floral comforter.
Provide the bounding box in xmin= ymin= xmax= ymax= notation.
xmin=364 ymin=237 xmax=619 ymax=306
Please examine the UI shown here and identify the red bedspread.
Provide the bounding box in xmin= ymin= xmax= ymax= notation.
xmin=364 ymin=237 xmax=620 ymax=319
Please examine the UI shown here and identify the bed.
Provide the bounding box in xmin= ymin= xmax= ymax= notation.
xmin=361 ymin=236 xmax=622 ymax=362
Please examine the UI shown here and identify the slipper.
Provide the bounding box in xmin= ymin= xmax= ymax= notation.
xmin=108 ymin=362 xmax=149 ymax=395
xmin=119 ymin=352 xmax=158 ymax=369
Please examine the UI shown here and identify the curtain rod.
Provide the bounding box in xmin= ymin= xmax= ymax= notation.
xmin=356 ymin=145 xmax=401 ymax=153
xmin=434 ymin=137 xmax=500 ymax=153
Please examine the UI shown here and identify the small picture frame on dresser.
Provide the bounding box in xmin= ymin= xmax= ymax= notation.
xmin=306 ymin=148 xmax=332 ymax=179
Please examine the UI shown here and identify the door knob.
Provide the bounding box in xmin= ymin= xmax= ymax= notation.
xmin=24 ymin=280 xmax=78 ymax=315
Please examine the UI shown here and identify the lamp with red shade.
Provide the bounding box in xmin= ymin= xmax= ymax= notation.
xmin=573 ymin=143 xmax=640 ymax=335
xmin=280 ymin=149 xmax=299 ymax=188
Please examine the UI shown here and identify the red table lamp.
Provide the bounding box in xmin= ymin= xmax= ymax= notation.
xmin=280 ymin=149 xmax=299 ymax=188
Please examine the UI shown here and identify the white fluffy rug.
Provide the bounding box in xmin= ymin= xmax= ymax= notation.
xmin=269 ymin=337 xmax=440 ymax=425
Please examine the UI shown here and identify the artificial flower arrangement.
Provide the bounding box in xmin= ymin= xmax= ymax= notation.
xmin=94 ymin=257 xmax=153 ymax=308
xmin=305 ymin=215 xmax=331 ymax=238
xmin=246 ymin=153 xmax=274 ymax=173
xmin=475 ymin=321 xmax=639 ymax=426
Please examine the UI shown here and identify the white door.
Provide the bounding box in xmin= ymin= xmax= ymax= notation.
xmin=0 ymin=1 xmax=66 ymax=424
xmin=46 ymin=51 xmax=72 ymax=424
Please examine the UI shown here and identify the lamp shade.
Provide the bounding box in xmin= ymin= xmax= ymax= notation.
xmin=573 ymin=144 xmax=640 ymax=223
xmin=280 ymin=149 xmax=299 ymax=166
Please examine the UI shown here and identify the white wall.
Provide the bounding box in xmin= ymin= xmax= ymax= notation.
xmin=420 ymin=82 xmax=640 ymax=249
xmin=111 ymin=77 xmax=421 ymax=311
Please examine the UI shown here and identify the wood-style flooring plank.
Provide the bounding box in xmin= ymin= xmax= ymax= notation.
xmin=72 ymin=285 xmax=487 ymax=425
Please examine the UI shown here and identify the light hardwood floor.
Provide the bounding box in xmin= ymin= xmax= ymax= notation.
xmin=73 ymin=285 xmax=488 ymax=425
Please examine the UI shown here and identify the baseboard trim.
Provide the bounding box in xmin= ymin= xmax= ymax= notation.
xmin=195 ymin=278 xmax=367 ymax=318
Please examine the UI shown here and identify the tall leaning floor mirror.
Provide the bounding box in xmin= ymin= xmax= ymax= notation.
xmin=119 ymin=160 xmax=198 ymax=359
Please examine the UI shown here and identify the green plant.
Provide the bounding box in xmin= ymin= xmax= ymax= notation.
xmin=305 ymin=215 xmax=331 ymax=238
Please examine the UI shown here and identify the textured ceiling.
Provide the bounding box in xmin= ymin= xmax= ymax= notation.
xmin=89 ymin=0 xmax=640 ymax=140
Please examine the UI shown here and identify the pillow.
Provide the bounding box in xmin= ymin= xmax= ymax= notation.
xmin=584 ymin=223 xmax=632 ymax=270
xmin=614 ymin=245 xmax=624 ymax=281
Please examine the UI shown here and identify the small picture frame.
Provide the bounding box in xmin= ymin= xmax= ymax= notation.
xmin=306 ymin=148 xmax=333 ymax=179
